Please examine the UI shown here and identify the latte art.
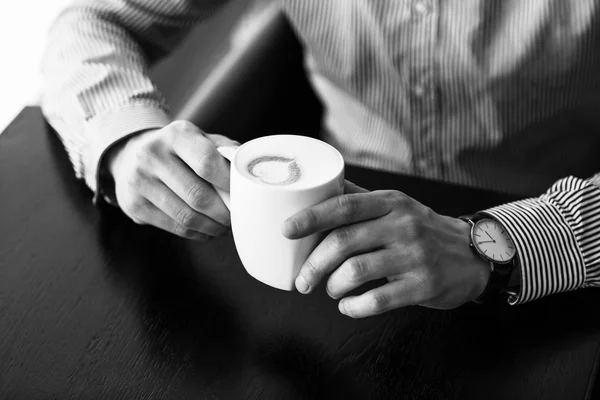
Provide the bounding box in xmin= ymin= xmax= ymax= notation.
xmin=235 ymin=135 xmax=343 ymax=190
xmin=246 ymin=156 xmax=301 ymax=186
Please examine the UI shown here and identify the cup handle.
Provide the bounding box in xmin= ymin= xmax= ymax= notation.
xmin=214 ymin=146 xmax=238 ymax=210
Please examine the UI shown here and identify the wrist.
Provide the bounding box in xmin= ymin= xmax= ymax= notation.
xmin=105 ymin=140 xmax=128 ymax=179
xmin=99 ymin=128 xmax=160 ymax=204
xmin=106 ymin=128 xmax=160 ymax=177
xmin=456 ymin=218 xmax=492 ymax=301
xmin=98 ymin=141 xmax=127 ymax=205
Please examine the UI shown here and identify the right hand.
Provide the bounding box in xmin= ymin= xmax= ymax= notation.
xmin=106 ymin=120 xmax=240 ymax=240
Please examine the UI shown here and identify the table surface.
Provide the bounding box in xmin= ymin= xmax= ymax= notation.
xmin=1 ymin=107 xmax=600 ymax=400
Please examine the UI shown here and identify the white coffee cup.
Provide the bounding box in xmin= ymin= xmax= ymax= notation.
xmin=213 ymin=135 xmax=345 ymax=291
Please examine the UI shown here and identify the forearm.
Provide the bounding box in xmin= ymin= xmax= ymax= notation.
xmin=40 ymin=0 xmax=225 ymax=198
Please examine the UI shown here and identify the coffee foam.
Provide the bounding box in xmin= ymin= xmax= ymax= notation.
xmin=246 ymin=156 xmax=301 ymax=186
xmin=235 ymin=135 xmax=342 ymax=189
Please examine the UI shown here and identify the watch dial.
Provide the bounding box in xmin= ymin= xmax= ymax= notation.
xmin=472 ymin=219 xmax=516 ymax=263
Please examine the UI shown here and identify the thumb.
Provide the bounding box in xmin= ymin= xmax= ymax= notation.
xmin=205 ymin=133 xmax=241 ymax=165
xmin=204 ymin=133 xmax=241 ymax=150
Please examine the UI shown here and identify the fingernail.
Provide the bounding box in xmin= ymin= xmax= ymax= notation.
xmin=326 ymin=287 xmax=338 ymax=299
xmin=296 ymin=275 xmax=309 ymax=293
xmin=283 ymin=219 xmax=298 ymax=238
xmin=338 ymin=300 xmax=347 ymax=315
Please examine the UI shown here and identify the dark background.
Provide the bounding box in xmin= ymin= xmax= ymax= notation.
xmin=151 ymin=0 xmax=323 ymax=142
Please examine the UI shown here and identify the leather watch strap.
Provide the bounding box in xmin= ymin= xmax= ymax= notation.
xmin=473 ymin=260 xmax=513 ymax=304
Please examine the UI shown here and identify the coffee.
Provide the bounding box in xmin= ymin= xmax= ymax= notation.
xmin=235 ymin=135 xmax=343 ymax=190
xmin=246 ymin=156 xmax=301 ymax=186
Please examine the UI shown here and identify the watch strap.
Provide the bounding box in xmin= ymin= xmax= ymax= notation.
xmin=473 ymin=260 xmax=513 ymax=304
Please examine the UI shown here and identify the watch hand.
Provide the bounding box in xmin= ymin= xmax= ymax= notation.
xmin=477 ymin=240 xmax=494 ymax=244
xmin=485 ymin=231 xmax=496 ymax=242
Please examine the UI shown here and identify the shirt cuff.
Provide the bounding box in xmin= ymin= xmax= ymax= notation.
xmin=482 ymin=198 xmax=586 ymax=305
xmin=81 ymin=102 xmax=171 ymax=203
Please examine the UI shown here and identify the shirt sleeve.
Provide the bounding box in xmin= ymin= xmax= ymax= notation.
xmin=482 ymin=174 xmax=600 ymax=305
xmin=40 ymin=0 xmax=226 ymax=202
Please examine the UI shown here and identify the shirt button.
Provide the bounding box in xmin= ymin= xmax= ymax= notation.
xmin=412 ymin=1 xmax=432 ymax=17
xmin=413 ymin=79 xmax=433 ymax=100
xmin=417 ymin=159 xmax=429 ymax=170
xmin=413 ymin=82 xmax=426 ymax=97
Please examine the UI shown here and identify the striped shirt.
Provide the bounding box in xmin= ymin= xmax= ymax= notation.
xmin=41 ymin=0 xmax=600 ymax=305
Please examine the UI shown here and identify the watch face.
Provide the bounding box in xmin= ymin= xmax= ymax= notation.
xmin=472 ymin=218 xmax=516 ymax=263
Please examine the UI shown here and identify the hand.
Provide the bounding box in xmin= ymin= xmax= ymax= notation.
xmin=282 ymin=182 xmax=491 ymax=318
xmin=106 ymin=120 xmax=239 ymax=240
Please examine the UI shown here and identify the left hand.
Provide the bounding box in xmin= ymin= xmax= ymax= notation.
xmin=282 ymin=181 xmax=491 ymax=318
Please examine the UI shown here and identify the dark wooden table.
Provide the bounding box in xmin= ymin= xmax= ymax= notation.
xmin=1 ymin=107 xmax=599 ymax=400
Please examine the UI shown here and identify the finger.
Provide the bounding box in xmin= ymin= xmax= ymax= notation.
xmin=283 ymin=192 xmax=393 ymax=239
xmin=168 ymin=121 xmax=233 ymax=191
xmin=136 ymin=202 xmax=212 ymax=241
xmin=155 ymin=155 xmax=230 ymax=227
xmin=344 ymin=180 xmax=369 ymax=194
xmin=338 ymin=278 xmax=420 ymax=318
xmin=204 ymin=132 xmax=241 ymax=149
xmin=326 ymin=249 xmax=403 ymax=299
xmin=142 ymin=180 xmax=230 ymax=237
xmin=295 ymin=218 xmax=393 ymax=293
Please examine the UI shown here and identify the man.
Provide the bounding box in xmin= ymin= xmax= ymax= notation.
xmin=41 ymin=0 xmax=600 ymax=318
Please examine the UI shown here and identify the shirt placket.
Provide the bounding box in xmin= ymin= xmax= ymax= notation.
xmin=406 ymin=0 xmax=440 ymax=178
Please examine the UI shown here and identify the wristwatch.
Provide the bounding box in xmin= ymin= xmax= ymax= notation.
xmin=459 ymin=214 xmax=519 ymax=303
